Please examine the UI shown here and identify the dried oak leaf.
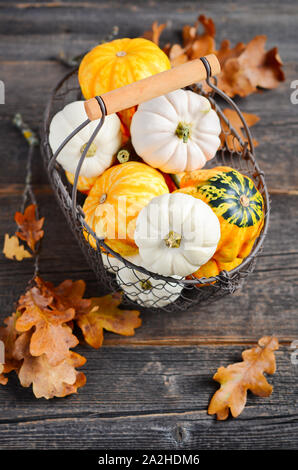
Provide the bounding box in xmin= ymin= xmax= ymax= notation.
xmin=217 ymin=35 xmax=285 ymax=97
xmin=3 ymin=234 xmax=32 ymax=261
xmin=0 ymin=312 xmax=23 ymax=384
xmin=16 ymin=283 xmax=78 ymax=366
xmin=220 ymin=108 xmax=260 ymax=152
xmin=14 ymin=332 xmax=86 ymax=399
xmin=143 ymin=21 xmax=167 ymax=46
xmin=208 ymin=336 xmax=279 ymax=420
xmin=165 ymin=15 xmax=216 ymax=67
xmin=216 ymin=39 xmax=246 ymax=67
xmin=51 ymin=278 xmax=91 ymax=316
xmin=76 ymin=292 xmax=142 ymax=348
xmin=14 ymin=204 xmax=44 ymax=252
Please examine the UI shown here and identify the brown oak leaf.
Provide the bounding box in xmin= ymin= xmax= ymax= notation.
xmin=143 ymin=21 xmax=167 ymax=47
xmin=0 ymin=312 xmax=22 ymax=384
xmin=16 ymin=284 xmax=78 ymax=366
xmin=14 ymin=332 xmax=86 ymax=399
xmin=76 ymin=292 xmax=141 ymax=348
xmin=208 ymin=336 xmax=279 ymax=420
xmin=217 ymin=35 xmax=285 ymax=97
xmin=3 ymin=234 xmax=32 ymax=261
xmin=220 ymin=108 xmax=260 ymax=152
xmin=14 ymin=204 xmax=44 ymax=252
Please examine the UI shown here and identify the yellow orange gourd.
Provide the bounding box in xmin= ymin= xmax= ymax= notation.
xmin=192 ymin=257 xmax=243 ymax=281
xmin=78 ymin=38 xmax=171 ymax=99
xmin=176 ymin=166 xmax=264 ymax=264
xmin=65 ymin=171 xmax=97 ymax=195
xmin=82 ymin=162 xmax=169 ymax=256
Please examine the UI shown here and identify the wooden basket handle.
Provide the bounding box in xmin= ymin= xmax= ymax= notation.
xmin=84 ymin=54 xmax=220 ymax=120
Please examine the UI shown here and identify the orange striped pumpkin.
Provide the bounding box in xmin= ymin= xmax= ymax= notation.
xmin=82 ymin=162 xmax=169 ymax=256
xmin=65 ymin=171 xmax=97 ymax=195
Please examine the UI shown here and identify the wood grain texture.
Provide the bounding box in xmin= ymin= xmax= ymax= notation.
xmin=0 ymin=0 xmax=297 ymax=450
xmin=0 ymin=345 xmax=297 ymax=449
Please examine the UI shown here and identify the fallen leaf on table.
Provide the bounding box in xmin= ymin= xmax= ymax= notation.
xmin=143 ymin=21 xmax=167 ymax=47
xmin=144 ymin=15 xmax=285 ymax=97
xmin=3 ymin=234 xmax=32 ymax=261
xmin=164 ymin=15 xmax=216 ymax=67
xmin=208 ymin=336 xmax=279 ymax=420
xmin=14 ymin=331 xmax=86 ymax=399
xmin=16 ymin=283 xmax=78 ymax=366
xmin=76 ymin=292 xmax=142 ymax=348
xmin=14 ymin=204 xmax=44 ymax=252
xmin=220 ymin=108 xmax=260 ymax=152
xmin=0 ymin=313 xmax=22 ymax=384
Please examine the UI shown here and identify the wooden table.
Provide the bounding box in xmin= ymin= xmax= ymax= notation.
xmin=0 ymin=0 xmax=297 ymax=450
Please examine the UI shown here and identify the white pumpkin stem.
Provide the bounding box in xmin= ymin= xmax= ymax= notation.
xmin=175 ymin=122 xmax=191 ymax=143
xmin=140 ymin=279 xmax=152 ymax=291
xmin=164 ymin=230 xmax=182 ymax=248
xmin=80 ymin=142 xmax=97 ymax=158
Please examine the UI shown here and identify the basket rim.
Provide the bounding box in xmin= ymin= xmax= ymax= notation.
xmin=41 ymin=67 xmax=270 ymax=286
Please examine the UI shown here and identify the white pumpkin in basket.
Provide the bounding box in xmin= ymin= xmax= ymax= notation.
xmin=134 ymin=193 xmax=220 ymax=277
xmin=49 ymin=101 xmax=122 ymax=178
xmin=130 ymin=89 xmax=221 ymax=174
xmin=115 ymin=254 xmax=184 ymax=308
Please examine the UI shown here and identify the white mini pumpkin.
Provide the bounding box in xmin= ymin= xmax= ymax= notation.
xmin=131 ymin=89 xmax=221 ymax=174
xmin=49 ymin=101 xmax=122 ymax=178
xmin=134 ymin=193 xmax=220 ymax=277
xmin=115 ymin=254 xmax=184 ymax=307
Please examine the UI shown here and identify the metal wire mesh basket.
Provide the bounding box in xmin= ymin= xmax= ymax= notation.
xmin=41 ymin=56 xmax=269 ymax=313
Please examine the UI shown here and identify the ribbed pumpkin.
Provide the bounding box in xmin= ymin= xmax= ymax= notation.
xmin=65 ymin=171 xmax=97 ymax=195
xmin=82 ymin=162 xmax=169 ymax=256
xmin=192 ymin=257 xmax=243 ymax=281
xmin=176 ymin=166 xmax=264 ymax=263
xmin=78 ymin=38 xmax=171 ymax=100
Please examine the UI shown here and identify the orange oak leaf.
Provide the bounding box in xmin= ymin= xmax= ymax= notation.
xmin=14 ymin=204 xmax=44 ymax=252
xmin=3 ymin=234 xmax=32 ymax=261
xmin=208 ymin=336 xmax=279 ymax=420
xmin=16 ymin=284 xmax=78 ymax=366
xmin=220 ymin=108 xmax=260 ymax=152
xmin=14 ymin=331 xmax=86 ymax=399
xmin=216 ymin=39 xmax=246 ymax=67
xmin=76 ymin=292 xmax=142 ymax=348
xmin=217 ymin=36 xmax=285 ymax=97
xmin=0 ymin=313 xmax=22 ymax=384
xmin=143 ymin=21 xmax=167 ymax=47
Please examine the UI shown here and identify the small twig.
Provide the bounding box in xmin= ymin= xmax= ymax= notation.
xmin=12 ymin=113 xmax=41 ymax=279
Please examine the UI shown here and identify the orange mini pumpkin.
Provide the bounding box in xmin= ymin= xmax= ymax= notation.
xmin=65 ymin=171 xmax=97 ymax=195
xmin=82 ymin=162 xmax=169 ymax=256
xmin=78 ymin=38 xmax=171 ymax=99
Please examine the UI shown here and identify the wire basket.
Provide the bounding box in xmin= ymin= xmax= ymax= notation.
xmin=41 ymin=56 xmax=270 ymax=313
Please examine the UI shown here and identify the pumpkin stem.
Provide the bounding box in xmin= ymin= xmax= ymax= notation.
xmin=80 ymin=142 xmax=97 ymax=158
xmin=240 ymin=194 xmax=250 ymax=207
xmin=175 ymin=122 xmax=191 ymax=143
xmin=140 ymin=279 xmax=152 ymax=291
xmin=117 ymin=149 xmax=130 ymax=163
xmin=164 ymin=231 xmax=182 ymax=248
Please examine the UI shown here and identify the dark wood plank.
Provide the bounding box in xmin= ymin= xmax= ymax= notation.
xmin=0 ymin=344 xmax=297 ymax=449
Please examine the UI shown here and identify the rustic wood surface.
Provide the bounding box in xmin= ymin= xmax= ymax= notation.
xmin=0 ymin=0 xmax=297 ymax=450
